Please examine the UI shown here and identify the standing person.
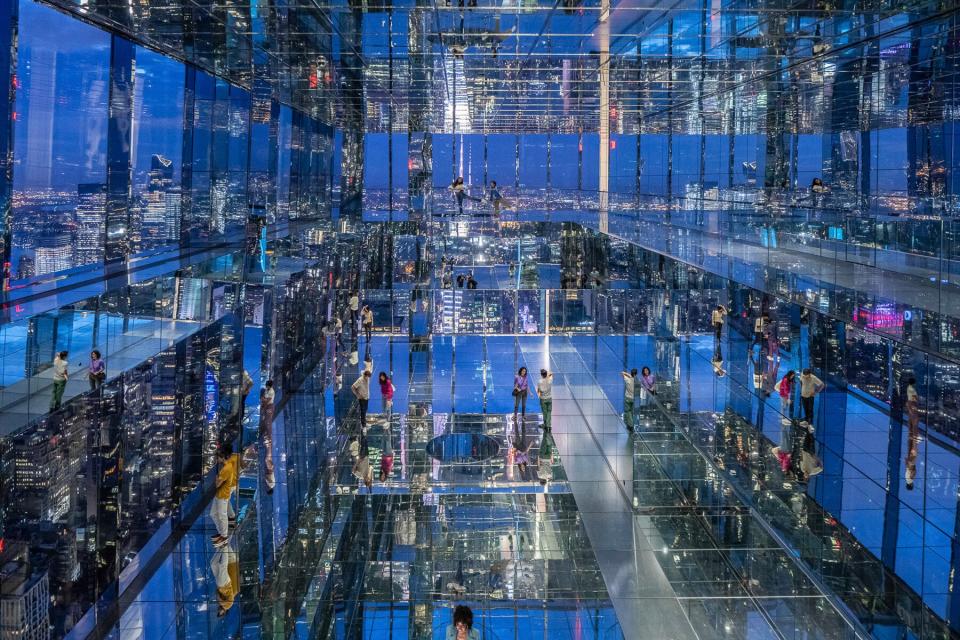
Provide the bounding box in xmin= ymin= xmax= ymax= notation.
xmin=512 ymin=367 xmax=529 ymax=418
xmin=378 ymin=371 xmax=395 ymax=420
xmin=50 ymin=350 xmax=69 ymax=411
xmin=638 ymin=367 xmax=656 ymax=407
xmin=621 ymin=368 xmax=638 ymax=432
xmin=88 ymin=350 xmax=105 ymax=390
xmin=349 ymin=291 xmax=360 ymax=330
xmin=446 ymin=604 xmax=480 ymax=640
xmin=776 ymin=370 xmax=795 ymax=419
xmin=361 ymin=304 xmax=374 ymax=341
xmin=905 ymin=377 xmax=920 ymax=430
xmin=211 ymin=445 xmax=238 ymax=546
xmin=799 ymin=368 xmax=825 ymax=427
xmin=466 ymin=273 xmax=478 ymax=289
xmin=351 ymin=370 xmax=372 ymax=430
xmin=456 ymin=273 xmax=466 ymax=288
xmin=711 ymin=305 xmax=727 ymax=341
xmin=334 ymin=315 xmax=344 ymax=348
xmin=536 ymin=369 xmax=553 ymax=432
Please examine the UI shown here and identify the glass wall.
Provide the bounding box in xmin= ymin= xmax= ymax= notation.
xmin=3 ymin=0 xmax=335 ymax=285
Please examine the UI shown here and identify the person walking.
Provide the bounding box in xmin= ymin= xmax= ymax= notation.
xmin=536 ymin=369 xmax=553 ymax=431
xmin=799 ymin=368 xmax=825 ymax=427
xmin=621 ymin=368 xmax=637 ymax=432
xmin=361 ymin=304 xmax=374 ymax=341
xmin=379 ymin=371 xmax=395 ymax=420
xmin=512 ymin=367 xmax=529 ymax=418
xmin=211 ymin=445 xmax=239 ymax=546
xmin=352 ymin=370 xmax=372 ymax=430
xmin=88 ymin=350 xmax=105 ymax=390
xmin=489 ymin=180 xmax=509 ymax=215
xmin=711 ymin=305 xmax=727 ymax=341
xmin=50 ymin=350 xmax=69 ymax=411
xmin=449 ymin=177 xmax=481 ymax=215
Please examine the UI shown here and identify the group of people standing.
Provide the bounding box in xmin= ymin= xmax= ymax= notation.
xmin=621 ymin=367 xmax=656 ymax=432
xmin=511 ymin=366 xmax=554 ymax=431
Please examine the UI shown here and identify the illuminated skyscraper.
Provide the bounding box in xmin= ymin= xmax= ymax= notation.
xmin=34 ymin=234 xmax=73 ymax=276
xmin=74 ymin=184 xmax=106 ymax=267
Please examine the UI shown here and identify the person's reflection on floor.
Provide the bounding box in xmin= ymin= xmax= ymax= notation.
xmin=512 ymin=434 xmax=533 ymax=481
xmin=711 ymin=344 xmax=726 ymax=377
xmin=905 ymin=377 xmax=921 ymax=490
xmin=537 ymin=436 xmax=554 ymax=487
xmin=211 ymin=538 xmax=239 ymax=618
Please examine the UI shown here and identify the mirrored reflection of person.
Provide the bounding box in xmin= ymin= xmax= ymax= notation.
xmin=905 ymin=377 xmax=921 ymax=490
xmin=512 ymin=434 xmax=533 ymax=481
xmin=211 ymin=538 xmax=239 ymax=618
xmin=537 ymin=437 xmax=554 ymax=487
xmin=711 ymin=344 xmax=726 ymax=378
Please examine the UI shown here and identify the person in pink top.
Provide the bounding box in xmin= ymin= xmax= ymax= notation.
xmin=773 ymin=370 xmax=796 ymax=472
xmin=378 ymin=371 xmax=395 ymax=419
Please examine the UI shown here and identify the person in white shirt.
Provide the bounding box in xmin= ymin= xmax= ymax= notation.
xmin=799 ymin=368 xmax=824 ymax=426
xmin=50 ymin=350 xmax=69 ymax=411
xmin=361 ymin=305 xmax=374 ymax=341
xmin=349 ymin=292 xmax=360 ymax=329
xmin=621 ymin=368 xmax=637 ymax=432
xmin=535 ymin=369 xmax=554 ymax=432
xmin=753 ymin=312 xmax=770 ymax=348
xmin=351 ymin=370 xmax=372 ymax=429
xmin=711 ymin=305 xmax=727 ymax=341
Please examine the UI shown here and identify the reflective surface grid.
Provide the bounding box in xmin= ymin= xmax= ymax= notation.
xmin=1 ymin=0 xmax=960 ymax=638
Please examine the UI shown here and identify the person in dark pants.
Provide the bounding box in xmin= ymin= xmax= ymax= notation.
xmin=50 ymin=350 xmax=69 ymax=410
xmin=799 ymin=368 xmax=824 ymax=427
xmin=711 ymin=305 xmax=726 ymax=341
xmin=351 ymin=370 xmax=372 ymax=430
xmin=512 ymin=367 xmax=529 ymax=418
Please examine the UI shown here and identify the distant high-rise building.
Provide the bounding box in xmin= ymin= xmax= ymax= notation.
xmin=16 ymin=256 xmax=35 ymax=281
xmin=148 ymin=155 xmax=174 ymax=192
xmin=74 ymin=183 xmax=107 ymax=266
xmin=34 ymin=234 xmax=73 ymax=276
xmin=164 ymin=190 xmax=182 ymax=242
xmin=0 ymin=543 xmax=50 ymax=640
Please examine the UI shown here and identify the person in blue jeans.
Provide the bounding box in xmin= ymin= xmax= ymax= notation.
xmin=512 ymin=367 xmax=529 ymax=418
